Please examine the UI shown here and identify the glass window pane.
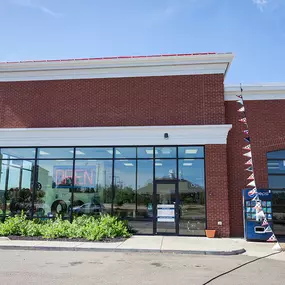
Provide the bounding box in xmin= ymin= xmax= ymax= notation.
xmin=155 ymin=147 xmax=176 ymax=158
xmin=267 ymin=160 xmax=285 ymax=174
xmin=38 ymin=148 xmax=74 ymax=159
xmin=137 ymin=147 xmax=154 ymax=159
xmin=268 ymin=175 xmax=285 ymax=189
xmin=178 ymin=159 xmax=206 ymax=235
xmin=0 ymin=161 xmax=8 ymax=216
xmin=3 ymin=160 xmax=34 ymax=217
xmin=178 ymin=146 xmax=204 ymax=158
xmin=155 ymin=159 xmax=177 ymax=180
xmin=267 ymin=150 xmax=285 ymax=159
xmin=36 ymin=160 xmax=73 ymax=218
xmin=0 ymin=148 xmax=36 ymax=159
xmin=136 ymin=160 xmax=154 ymax=234
xmin=272 ymin=190 xmax=285 ymax=235
xmin=115 ymin=148 xmax=136 ymax=159
xmin=114 ymin=160 xmax=136 ymax=218
xmin=73 ymin=160 xmax=112 ymax=216
xmin=75 ymin=147 xmax=113 ymax=159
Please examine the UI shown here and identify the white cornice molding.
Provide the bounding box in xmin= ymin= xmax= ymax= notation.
xmin=225 ymin=83 xmax=285 ymax=101
xmin=0 ymin=125 xmax=232 ymax=147
xmin=0 ymin=53 xmax=234 ymax=82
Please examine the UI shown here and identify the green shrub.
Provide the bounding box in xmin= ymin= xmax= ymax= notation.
xmin=0 ymin=213 xmax=131 ymax=241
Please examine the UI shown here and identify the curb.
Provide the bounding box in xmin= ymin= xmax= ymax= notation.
xmin=0 ymin=245 xmax=246 ymax=255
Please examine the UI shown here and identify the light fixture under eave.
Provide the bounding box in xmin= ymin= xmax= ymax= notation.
xmin=183 ymin=163 xmax=193 ymax=166
xmin=185 ymin=149 xmax=198 ymax=154
xmin=39 ymin=151 xmax=50 ymax=156
xmin=124 ymin=163 xmax=134 ymax=167
xmin=70 ymin=150 xmax=85 ymax=155
xmin=145 ymin=149 xmax=158 ymax=155
xmin=161 ymin=148 xmax=172 ymax=154
xmin=107 ymin=149 xmax=121 ymax=155
xmin=155 ymin=163 xmax=162 ymax=166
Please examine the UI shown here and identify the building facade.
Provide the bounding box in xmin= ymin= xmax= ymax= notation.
xmin=0 ymin=53 xmax=284 ymax=237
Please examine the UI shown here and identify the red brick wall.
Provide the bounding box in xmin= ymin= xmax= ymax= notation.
xmin=226 ymin=100 xmax=285 ymax=236
xmin=205 ymin=145 xmax=230 ymax=237
xmin=0 ymin=74 xmax=225 ymax=128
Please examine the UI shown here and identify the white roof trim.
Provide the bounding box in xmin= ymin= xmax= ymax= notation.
xmin=0 ymin=125 xmax=232 ymax=147
xmin=225 ymin=83 xmax=285 ymax=101
xmin=0 ymin=53 xmax=234 ymax=82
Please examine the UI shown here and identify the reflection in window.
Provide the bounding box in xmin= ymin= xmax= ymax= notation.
xmin=155 ymin=159 xmax=177 ymax=180
xmin=155 ymin=147 xmax=176 ymax=158
xmin=113 ymin=160 xmax=136 ymax=218
xmin=272 ymin=190 xmax=285 ymax=236
xmin=75 ymin=147 xmax=113 ymax=159
xmin=73 ymin=160 xmax=112 ymax=216
xmin=267 ymin=150 xmax=285 ymax=159
xmin=115 ymin=148 xmax=136 ymax=159
xmin=136 ymin=160 xmax=153 ymax=234
xmin=178 ymin=146 xmax=204 ymax=158
xmin=36 ymin=160 xmax=73 ymax=218
xmin=3 ymin=160 xmax=34 ymax=217
xmin=38 ymin=148 xmax=74 ymax=159
xmin=0 ymin=148 xmax=36 ymax=159
xmin=137 ymin=147 xmax=154 ymax=159
xmin=267 ymin=151 xmax=285 ymax=189
xmin=178 ymin=159 xmax=205 ymax=235
xmin=268 ymin=176 xmax=285 ymax=189
xmin=0 ymin=161 xmax=8 ymax=216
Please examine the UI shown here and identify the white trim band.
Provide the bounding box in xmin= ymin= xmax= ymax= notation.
xmin=225 ymin=83 xmax=285 ymax=101
xmin=0 ymin=54 xmax=234 ymax=82
xmin=0 ymin=125 xmax=232 ymax=147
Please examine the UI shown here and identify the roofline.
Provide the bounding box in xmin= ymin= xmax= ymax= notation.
xmin=225 ymin=83 xmax=285 ymax=101
xmin=0 ymin=52 xmax=231 ymax=65
xmin=0 ymin=52 xmax=234 ymax=82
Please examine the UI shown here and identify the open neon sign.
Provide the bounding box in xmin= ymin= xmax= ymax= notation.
xmin=53 ymin=166 xmax=96 ymax=187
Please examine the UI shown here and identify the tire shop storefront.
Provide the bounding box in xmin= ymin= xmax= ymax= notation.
xmin=0 ymin=53 xmax=285 ymax=237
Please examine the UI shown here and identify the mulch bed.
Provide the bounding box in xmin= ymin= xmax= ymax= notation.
xmin=7 ymin=236 xmax=127 ymax=243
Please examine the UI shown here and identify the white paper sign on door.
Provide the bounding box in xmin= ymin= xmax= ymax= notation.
xmin=157 ymin=204 xmax=175 ymax=222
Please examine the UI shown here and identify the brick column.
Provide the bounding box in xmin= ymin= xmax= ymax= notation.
xmin=205 ymin=145 xmax=230 ymax=237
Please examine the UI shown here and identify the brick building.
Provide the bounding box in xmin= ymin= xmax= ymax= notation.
xmin=0 ymin=53 xmax=284 ymax=237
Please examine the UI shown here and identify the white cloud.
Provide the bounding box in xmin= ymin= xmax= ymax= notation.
xmin=252 ymin=0 xmax=269 ymax=11
xmin=7 ymin=0 xmax=61 ymax=17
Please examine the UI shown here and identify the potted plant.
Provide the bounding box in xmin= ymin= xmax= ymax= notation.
xmin=205 ymin=229 xmax=216 ymax=238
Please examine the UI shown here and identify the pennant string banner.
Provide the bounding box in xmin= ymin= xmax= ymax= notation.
xmin=237 ymin=85 xmax=280 ymax=246
xmin=243 ymin=144 xmax=251 ymax=150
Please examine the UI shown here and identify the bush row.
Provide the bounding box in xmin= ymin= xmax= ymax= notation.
xmin=0 ymin=214 xmax=131 ymax=241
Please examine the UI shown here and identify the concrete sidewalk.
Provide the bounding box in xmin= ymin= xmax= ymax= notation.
xmin=1 ymin=236 xmax=275 ymax=256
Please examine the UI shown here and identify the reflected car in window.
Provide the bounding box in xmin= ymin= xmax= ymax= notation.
xmin=72 ymin=202 xmax=105 ymax=215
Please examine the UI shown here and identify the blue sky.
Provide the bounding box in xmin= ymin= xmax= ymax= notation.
xmin=0 ymin=0 xmax=284 ymax=83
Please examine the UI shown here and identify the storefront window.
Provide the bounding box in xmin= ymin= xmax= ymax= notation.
xmin=36 ymin=160 xmax=73 ymax=218
xmin=75 ymin=147 xmax=113 ymax=159
xmin=113 ymin=160 xmax=136 ymax=218
xmin=155 ymin=147 xmax=176 ymax=158
xmin=136 ymin=159 xmax=154 ymax=234
xmin=73 ymin=160 xmax=112 ymax=216
xmin=38 ymin=148 xmax=74 ymax=159
xmin=178 ymin=146 xmax=204 ymax=158
xmin=115 ymin=147 xmax=136 ymax=159
xmin=155 ymin=159 xmax=177 ymax=180
xmin=0 ymin=148 xmax=36 ymax=159
xmin=0 ymin=145 xmax=205 ymax=235
xmin=178 ymin=159 xmax=205 ymax=235
xmin=2 ymin=160 xmax=34 ymax=217
xmin=137 ymin=147 xmax=154 ymax=159
xmin=267 ymin=150 xmax=285 ymax=236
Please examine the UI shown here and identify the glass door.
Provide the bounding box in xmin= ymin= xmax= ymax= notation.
xmin=154 ymin=181 xmax=179 ymax=235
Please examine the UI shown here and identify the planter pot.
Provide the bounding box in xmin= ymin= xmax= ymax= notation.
xmin=205 ymin=229 xmax=216 ymax=238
